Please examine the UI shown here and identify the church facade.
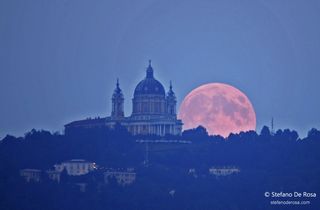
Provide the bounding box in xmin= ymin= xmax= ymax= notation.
xmin=65 ymin=61 xmax=183 ymax=136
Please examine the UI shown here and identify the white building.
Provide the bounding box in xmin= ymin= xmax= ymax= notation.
xmin=20 ymin=169 xmax=42 ymax=182
xmin=46 ymin=170 xmax=61 ymax=182
xmin=104 ymin=168 xmax=136 ymax=186
xmin=54 ymin=159 xmax=97 ymax=176
xmin=209 ymin=167 xmax=240 ymax=176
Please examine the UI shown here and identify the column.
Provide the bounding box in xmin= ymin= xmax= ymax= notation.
xmin=161 ymin=124 xmax=164 ymax=136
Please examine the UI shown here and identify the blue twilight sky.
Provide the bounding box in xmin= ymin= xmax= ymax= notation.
xmin=0 ymin=0 xmax=320 ymax=138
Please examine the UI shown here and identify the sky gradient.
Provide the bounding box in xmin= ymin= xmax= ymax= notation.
xmin=1 ymin=0 xmax=320 ymax=138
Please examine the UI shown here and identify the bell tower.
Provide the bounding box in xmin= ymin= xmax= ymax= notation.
xmin=111 ymin=79 xmax=124 ymax=120
xmin=166 ymin=81 xmax=177 ymax=116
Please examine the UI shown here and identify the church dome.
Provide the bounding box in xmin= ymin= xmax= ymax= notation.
xmin=134 ymin=60 xmax=165 ymax=97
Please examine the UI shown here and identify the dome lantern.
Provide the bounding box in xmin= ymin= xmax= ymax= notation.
xmin=146 ymin=59 xmax=154 ymax=78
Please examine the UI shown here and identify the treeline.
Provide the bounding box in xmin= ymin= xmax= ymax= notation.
xmin=0 ymin=125 xmax=320 ymax=172
xmin=0 ymin=125 xmax=320 ymax=210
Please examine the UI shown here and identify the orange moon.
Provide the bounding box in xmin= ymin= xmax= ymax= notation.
xmin=178 ymin=83 xmax=256 ymax=138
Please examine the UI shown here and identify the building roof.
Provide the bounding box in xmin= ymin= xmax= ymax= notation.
xmin=20 ymin=169 xmax=42 ymax=172
xmin=113 ymin=78 xmax=124 ymax=98
xmin=64 ymin=117 xmax=106 ymax=127
xmin=167 ymin=81 xmax=176 ymax=98
xmin=64 ymin=159 xmax=95 ymax=163
xmin=134 ymin=60 xmax=166 ymax=97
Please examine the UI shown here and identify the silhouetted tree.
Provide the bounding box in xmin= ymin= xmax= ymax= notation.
xmin=283 ymin=129 xmax=299 ymax=141
xmin=259 ymin=126 xmax=271 ymax=141
xmin=182 ymin=125 xmax=209 ymax=142
xmin=307 ymin=128 xmax=320 ymax=141
xmin=60 ymin=168 xmax=69 ymax=183
xmin=227 ymin=133 xmax=241 ymax=142
xmin=274 ymin=129 xmax=299 ymax=141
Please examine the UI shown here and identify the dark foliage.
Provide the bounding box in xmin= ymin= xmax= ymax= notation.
xmin=0 ymin=126 xmax=320 ymax=210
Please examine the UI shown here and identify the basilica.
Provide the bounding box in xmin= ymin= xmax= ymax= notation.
xmin=65 ymin=61 xmax=183 ymax=136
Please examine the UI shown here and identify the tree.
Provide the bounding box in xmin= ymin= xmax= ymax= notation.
xmin=282 ymin=129 xmax=299 ymax=141
xmin=60 ymin=168 xmax=69 ymax=183
xmin=307 ymin=128 xmax=320 ymax=141
xmin=259 ymin=126 xmax=271 ymax=141
xmin=182 ymin=125 xmax=209 ymax=142
xmin=1 ymin=135 xmax=18 ymax=145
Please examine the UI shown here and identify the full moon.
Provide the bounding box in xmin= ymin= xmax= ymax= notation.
xmin=178 ymin=83 xmax=256 ymax=138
